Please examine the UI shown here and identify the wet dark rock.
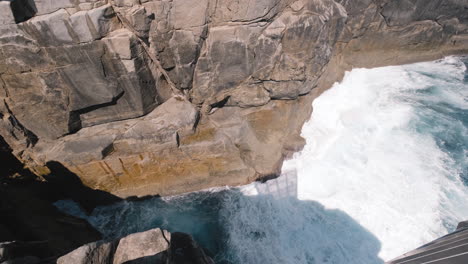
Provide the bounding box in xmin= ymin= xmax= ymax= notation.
xmin=167 ymin=232 xmax=215 ymax=264
xmin=457 ymin=220 xmax=468 ymax=230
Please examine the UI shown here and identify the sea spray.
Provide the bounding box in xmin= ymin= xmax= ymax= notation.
xmin=281 ymin=56 xmax=468 ymax=260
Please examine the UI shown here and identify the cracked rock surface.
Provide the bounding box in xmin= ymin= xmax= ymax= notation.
xmin=0 ymin=0 xmax=467 ymax=197
xmin=56 ymin=228 xmax=214 ymax=264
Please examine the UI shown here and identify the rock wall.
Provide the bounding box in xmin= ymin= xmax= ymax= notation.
xmin=0 ymin=0 xmax=467 ymax=197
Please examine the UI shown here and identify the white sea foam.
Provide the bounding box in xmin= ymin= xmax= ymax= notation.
xmin=269 ymin=56 xmax=468 ymax=261
xmin=217 ymin=56 xmax=468 ymax=262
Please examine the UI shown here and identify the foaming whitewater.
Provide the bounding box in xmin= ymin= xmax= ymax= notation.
xmin=56 ymin=56 xmax=468 ymax=263
xmin=280 ymin=56 xmax=468 ymax=260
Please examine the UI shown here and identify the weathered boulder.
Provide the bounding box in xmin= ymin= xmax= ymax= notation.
xmin=112 ymin=229 xmax=170 ymax=264
xmin=0 ymin=2 xmax=169 ymax=141
xmin=191 ymin=0 xmax=347 ymax=105
xmin=57 ymin=228 xmax=213 ymax=264
xmin=56 ymin=241 xmax=116 ymax=264
xmin=144 ymin=0 xmax=209 ymax=90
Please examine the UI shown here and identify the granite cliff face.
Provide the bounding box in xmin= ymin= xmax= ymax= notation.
xmin=0 ymin=0 xmax=467 ymax=197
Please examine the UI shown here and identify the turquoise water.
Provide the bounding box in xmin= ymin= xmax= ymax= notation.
xmin=57 ymin=189 xmax=383 ymax=263
xmin=56 ymin=56 xmax=468 ymax=263
xmin=406 ymin=65 xmax=468 ymax=186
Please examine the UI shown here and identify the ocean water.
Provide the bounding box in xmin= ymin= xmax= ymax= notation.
xmin=56 ymin=56 xmax=468 ymax=263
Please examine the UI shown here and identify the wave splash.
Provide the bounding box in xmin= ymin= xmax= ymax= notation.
xmin=278 ymin=56 xmax=468 ymax=260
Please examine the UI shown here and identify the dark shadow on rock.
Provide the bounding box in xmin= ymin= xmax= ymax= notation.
xmin=0 ymin=241 xmax=49 ymax=262
xmin=118 ymin=232 xmax=213 ymax=264
xmin=0 ymin=136 xmax=102 ymax=260
xmin=122 ymin=252 xmax=166 ymax=264
xmin=45 ymin=161 xmax=122 ymax=214
xmin=0 ymin=135 xmax=36 ymax=182
xmin=126 ymin=194 xmax=161 ymax=202
xmin=9 ymin=0 xmax=37 ymax=23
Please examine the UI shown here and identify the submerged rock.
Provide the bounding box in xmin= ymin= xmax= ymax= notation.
xmin=57 ymin=228 xmax=213 ymax=264
xmin=0 ymin=0 xmax=467 ymax=197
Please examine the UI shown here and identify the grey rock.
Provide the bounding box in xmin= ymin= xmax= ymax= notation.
xmin=25 ymin=9 xmax=75 ymax=45
xmin=192 ymin=25 xmax=260 ymax=104
xmin=263 ymin=80 xmax=306 ymax=99
xmin=69 ymin=4 xmax=118 ymax=43
xmin=78 ymin=3 xmax=94 ymax=11
xmin=381 ymin=0 xmax=468 ymax=28
xmin=192 ymin=0 xmax=347 ymax=105
xmin=0 ymin=5 xmax=166 ymax=140
xmin=143 ymin=0 xmax=209 ymax=90
xmin=113 ymin=0 xmax=139 ymax=8
xmin=70 ymin=11 xmax=97 ymax=43
xmin=226 ymin=83 xmax=271 ymax=108
xmin=16 ymin=4 xmax=118 ymax=46
xmin=113 ymin=229 xmax=170 ymax=264
xmin=57 ymin=228 xmax=215 ymax=264
xmin=170 ymin=0 xmax=208 ymax=29
xmin=84 ymin=4 xmax=119 ymax=39
xmin=122 ymin=5 xmax=152 ymax=39
xmin=56 ymin=241 xmax=116 ymax=264
xmin=32 ymin=0 xmax=74 ymax=16
xmin=211 ymin=0 xmax=285 ymax=23
xmin=0 ymin=2 xmax=15 ymax=25
xmin=2 ymin=70 xmax=71 ymax=139
xmin=103 ymin=29 xmax=135 ymax=60
xmin=1 ymin=0 xmax=468 ymax=198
